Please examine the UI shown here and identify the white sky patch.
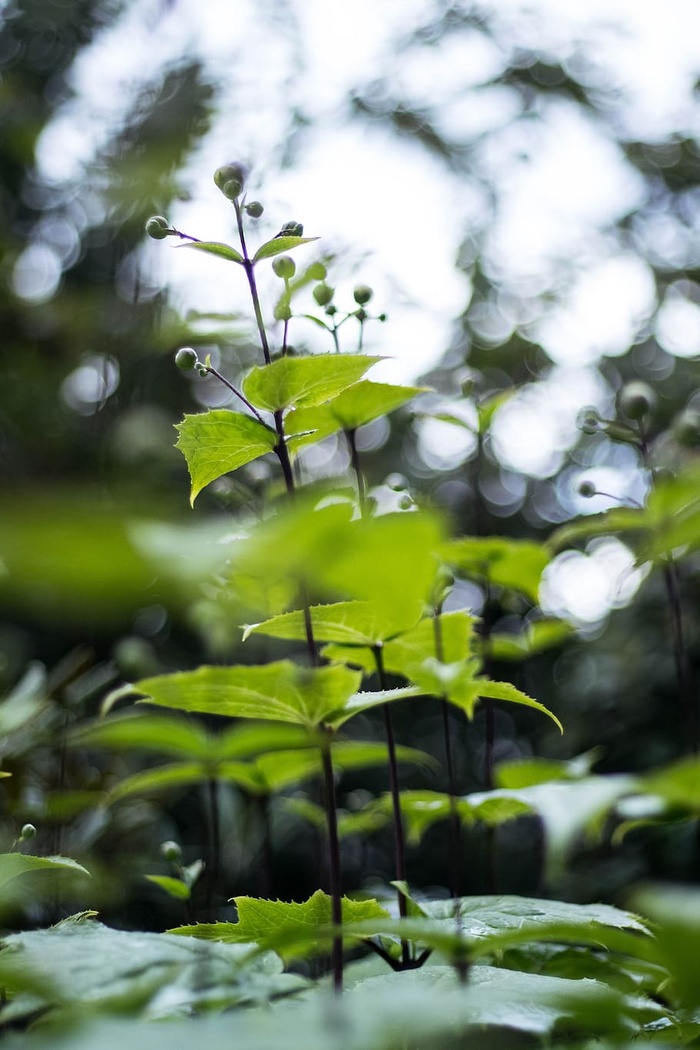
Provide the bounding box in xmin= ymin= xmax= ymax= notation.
xmin=490 ymin=367 xmax=607 ymax=477
xmin=540 ymin=538 xmax=648 ymax=626
xmin=656 ymin=285 xmax=700 ymax=359
xmin=538 ymin=254 xmax=657 ymax=366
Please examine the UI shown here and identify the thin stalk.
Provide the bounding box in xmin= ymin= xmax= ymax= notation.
xmin=258 ymin=794 xmax=274 ymax=898
xmin=203 ymin=365 xmax=268 ymax=426
xmin=372 ymin=645 xmax=411 ymax=967
xmin=639 ymin=423 xmax=697 ymax=754
xmin=233 ymin=198 xmax=271 ymax=365
xmin=345 ymin=428 xmax=367 ymax=518
xmin=205 ymin=777 xmax=220 ymax=922
xmin=320 ymin=729 xmax=344 ymax=993
xmin=433 ymin=606 xmax=461 ymax=902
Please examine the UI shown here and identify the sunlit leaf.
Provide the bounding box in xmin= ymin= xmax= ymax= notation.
xmin=174 ymin=240 xmax=243 ymax=263
xmin=243 ymin=599 xmax=423 ymax=646
xmin=242 ymin=355 xmax=381 ymax=412
xmin=131 ymin=661 xmax=362 ymax=729
xmin=252 ymin=235 xmax=319 ymax=263
xmin=174 ymin=410 xmax=277 ymax=505
xmin=323 ymin=610 xmax=477 ymax=675
xmin=0 ymin=854 xmax=91 ymax=892
xmin=286 ymin=380 xmax=426 ymax=451
xmin=488 ymin=619 xmax=573 ymax=661
xmin=144 ymin=875 xmax=190 ymax=901
xmin=475 ymin=679 xmax=563 ymax=733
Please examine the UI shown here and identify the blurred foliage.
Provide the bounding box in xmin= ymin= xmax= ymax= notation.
xmin=0 ymin=0 xmax=698 ymax=970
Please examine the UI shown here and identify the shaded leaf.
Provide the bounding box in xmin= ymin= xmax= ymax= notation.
xmin=144 ymin=875 xmax=190 ymax=901
xmin=252 ymin=235 xmax=319 ymax=263
xmin=443 ymin=537 xmax=551 ymax=603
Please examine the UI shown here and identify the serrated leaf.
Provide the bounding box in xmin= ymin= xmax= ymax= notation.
xmin=252 ymin=235 xmax=319 ymax=263
xmin=384 ymin=789 xmax=534 ymax=844
xmin=475 ymin=679 xmax=563 ymax=733
xmin=243 ymin=599 xmax=423 ymax=646
xmin=242 ymin=355 xmax=381 ymax=412
xmin=175 ymin=410 xmax=277 ymax=505
xmin=0 ymin=853 xmax=91 ymax=891
xmin=286 ymin=380 xmax=426 ymax=451
xmin=443 ymin=537 xmax=551 ymax=603
xmin=132 ymin=661 xmax=362 ymax=729
xmin=175 ymin=240 xmax=243 ymax=263
xmin=170 ymin=889 xmax=390 ymax=963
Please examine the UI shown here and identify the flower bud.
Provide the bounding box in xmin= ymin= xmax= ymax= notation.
xmin=617 ymin=381 xmax=657 ymax=421
xmin=145 ymin=215 xmax=170 ymax=239
xmin=578 ymin=480 xmax=596 ymax=498
xmin=277 ymin=220 xmax=304 ymax=238
xmin=353 ymin=284 xmax=373 ymax=305
xmin=578 ymin=407 xmax=601 ymax=435
xmin=355 ymin=308 xmax=368 ymax=322
xmin=307 ymin=262 xmax=327 ymax=281
xmin=385 ymin=472 xmax=408 ymax=491
xmin=673 ymin=407 xmax=700 ymax=447
xmin=313 ymin=283 xmax=334 ymax=306
xmin=20 ymin=823 xmax=37 ymax=841
xmin=213 ymin=162 xmax=248 ymax=199
xmin=175 ymin=347 xmax=198 ymax=371
xmin=245 ymin=200 xmax=264 ymax=218
xmin=160 ymin=840 xmax=182 ymax=863
xmin=272 ymin=255 xmax=296 ymax=279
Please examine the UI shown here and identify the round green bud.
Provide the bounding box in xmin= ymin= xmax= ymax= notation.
xmin=245 ymin=200 xmax=264 ymax=218
xmin=160 ymin=840 xmax=182 ymax=863
xmin=355 ymin=308 xmax=368 ymax=322
xmin=213 ymin=162 xmax=248 ymax=197
xmin=198 ymin=366 xmax=209 ymax=377
xmin=272 ymin=255 xmax=296 ymax=279
xmin=353 ymin=284 xmax=373 ymax=305
xmin=145 ymin=215 xmax=170 ymax=239
xmin=175 ymin=347 xmax=198 ymax=371
xmin=378 ymin=312 xmax=388 ymax=322
xmin=399 ymin=494 xmax=413 ymax=510
xmin=278 ymin=220 xmax=304 ymax=238
xmin=307 ymin=262 xmax=327 ymax=281
xmin=325 ymin=304 xmax=337 ymax=316
xmin=20 ymin=823 xmax=37 ymax=841
xmin=578 ymin=480 xmax=596 ymax=498
xmin=673 ymin=407 xmax=700 ymax=447
xmin=385 ymin=472 xmax=408 ymax=491
xmin=313 ymin=283 xmax=334 ymax=306
xmin=578 ymin=407 xmax=601 ymax=435
xmin=617 ymin=381 xmax=657 ymax=421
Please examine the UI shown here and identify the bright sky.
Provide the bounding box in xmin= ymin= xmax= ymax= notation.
xmin=26 ymin=0 xmax=700 ymax=623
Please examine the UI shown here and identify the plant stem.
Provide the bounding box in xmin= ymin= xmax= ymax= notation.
xmin=345 ymin=428 xmax=367 ymax=517
xmin=433 ymin=606 xmax=462 ymax=902
xmin=372 ymin=645 xmax=410 ymax=967
xmin=203 ymin=365 xmax=268 ymax=426
xmin=233 ymin=199 xmax=271 ymax=365
xmin=205 ymin=777 xmax=220 ymax=922
xmin=320 ymin=728 xmax=343 ymax=993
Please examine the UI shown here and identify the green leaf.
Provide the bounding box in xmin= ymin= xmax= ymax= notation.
xmin=70 ymin=711 xmax=213 ymax=760
xmin=242 ymin=355 xmax=381 ymax=412
xmin=0 ymin=663 xmax=47 ymax=735
xmin=0 ymin=853 xmax=91 ymax=892
xmin=132 ymin=661 xmax=362 ymax=729
xmin=327 ymin=685 xmax=424 ymax=728
xmin=642 ymin=756 xmax=700 ymax=812
xmin=175 ymin=410 xmax=277 ymax=505
xmin=477 ymin=388 xmax=516 ymax=431
xmin=443 ymin=537 xmax=552 ymax=603
xmin=487 ymin=619 xmax=573 ymax=661
xmin=252 ymin=235 xmax=319 ymax=263
xmin=548 ymin=507 xmax=645 ymax=553
xmin=286 ymin=380 xmax=426 ymax=451
xmin=0 ymin=919 xmax=302 ymax=1021
xmin=387 ymin=789 xmax=534 ymax=844
xmin=106 ymin=761 xmax=262 ymax=803
xmin=170 ymin=889 xmax=390 ymax=963
xmin=631 ymin=884 xmax=700 ymax=1009
xmin=253 ymin=739 xmax=436 ymax=792
xmin=243 ymin=599 xmax=423 ymax=646
xmin=144 ymin=875 xmax=190 ymax=901
xmin=475 ymin=679 xmax=563 ymax=733
xmin=174 ymin=240 xmax=243 ymax=263
xmin=496 ymin=749 xmax=604 ymax=788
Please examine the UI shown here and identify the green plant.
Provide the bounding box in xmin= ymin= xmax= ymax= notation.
xmin=0 ymin=167 xmax=699 ymax=1050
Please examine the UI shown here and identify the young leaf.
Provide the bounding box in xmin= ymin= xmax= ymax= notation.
xmin=175 ymin=240 xmax=244 ymax=263
xmin=252 ymin=235 xmax=319 ymax=264
xmin=0 ymin=853 xmax=91 ymax=892
xmin=475 ymin=679 xmax=563 ymax=733
xmin=285 ymin=380 xmax=427 ymax=451
xmin=242 ymin=355 xmax=382 ymax=412
xmin=323 ymin=610 xmax=477 ymax=675
xmin=144 ymin=875 xmax=190 ymax=901
xmin=243 ymin=599 xmax=423 ymax=646
xmin=131 ymin=661 xmax=362 ymax=729
xmin=175 ymin=410 xmax=277 ymax=505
